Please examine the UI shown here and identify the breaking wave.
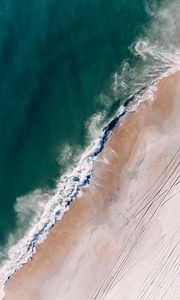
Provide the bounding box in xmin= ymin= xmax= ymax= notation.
xmin=1 ymin=0 xmax=180 ymax=298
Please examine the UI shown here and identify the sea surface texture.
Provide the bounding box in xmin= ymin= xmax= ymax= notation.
xmin=0 ymin=0 xmax=180 ymax=295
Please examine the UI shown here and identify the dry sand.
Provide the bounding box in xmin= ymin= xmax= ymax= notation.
xmin=4 ymin=72 xmax=180 ymax=299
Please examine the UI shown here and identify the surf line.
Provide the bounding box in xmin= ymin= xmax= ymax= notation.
xmin=0 ymin=78 xmax=159 ymax=293
xmin=21 ymin=79 xmax=155 ymax=259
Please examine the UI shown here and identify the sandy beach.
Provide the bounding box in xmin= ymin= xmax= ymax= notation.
xmin=4 ymin=71 xmax=180 ymax=299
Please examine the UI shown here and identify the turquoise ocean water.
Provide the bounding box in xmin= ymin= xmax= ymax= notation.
xmin=0 ymin=0 xmax=180 ymax=293
xmin=0 ymin=1 xmax=150 ymax=247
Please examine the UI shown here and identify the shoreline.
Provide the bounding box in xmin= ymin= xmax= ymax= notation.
xmin=3 ymin=71 xmax=180 ymax=299
xmin=0 ymin=52 xmax=163 ymax=296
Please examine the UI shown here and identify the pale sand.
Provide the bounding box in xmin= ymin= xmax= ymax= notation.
xmin=4 ymin=72 xmax=180 ymax=300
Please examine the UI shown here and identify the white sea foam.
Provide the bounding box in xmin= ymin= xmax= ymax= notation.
xmin=15 ymin=190 xmax=50 ymax=226
xmin=57 ymin=144 xmax=73 ymax=166
xmin=86 ymin=112 xmax=106 ymax=140
xmin=1 ymin=1 xmax=180 ymax=298
xmin=0 ymin=116 xmax=115 ymax=297
xmin=98 ymin=93 xmax=112 ymax=109
xmin=112 ymin=62 xmax=136 ymax=100
xmin=1 ymin=46 xmax=180 ymax=299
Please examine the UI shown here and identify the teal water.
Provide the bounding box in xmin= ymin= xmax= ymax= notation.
xmin=0 ymin=0 xmax=152 ymax=247
xmin=1 ymin=0 xmax=180 ymax=292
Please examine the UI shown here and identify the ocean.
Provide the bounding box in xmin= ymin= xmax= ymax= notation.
xmin=0 ymin=0 xmax=180 ymax=295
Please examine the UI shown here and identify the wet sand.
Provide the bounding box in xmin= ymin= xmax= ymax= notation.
xmin=4 ymin=72 xmax=180 ymax=299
